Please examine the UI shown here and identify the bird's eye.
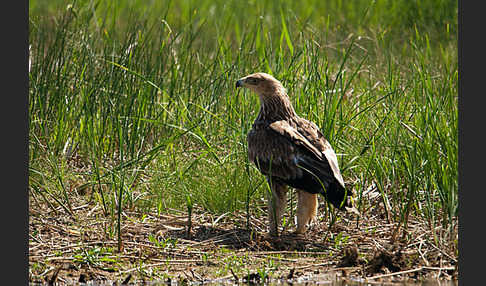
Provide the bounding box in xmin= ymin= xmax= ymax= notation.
xmin=247 ymin=77 xmax=259 ymax=85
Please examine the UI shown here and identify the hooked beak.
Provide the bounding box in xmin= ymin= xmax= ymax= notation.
xmin=235 ymin=79 xmax=244 ymax=88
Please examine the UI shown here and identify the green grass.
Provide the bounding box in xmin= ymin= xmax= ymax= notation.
xmin=29 ymin=0 xmax=457 ymax=246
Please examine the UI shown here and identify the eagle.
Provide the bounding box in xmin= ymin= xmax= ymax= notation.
xmin=236 ymin=72 xmax=357 ymax=236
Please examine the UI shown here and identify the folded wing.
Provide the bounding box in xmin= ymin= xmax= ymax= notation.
xmin=247 ymin=119 xmax=351 ymax=209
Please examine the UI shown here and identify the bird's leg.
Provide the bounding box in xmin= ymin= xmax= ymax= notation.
xmin=267 ymin=178 xmax=288 ymax=237
xmin=295 ymin=190 xmax=318 ymax=235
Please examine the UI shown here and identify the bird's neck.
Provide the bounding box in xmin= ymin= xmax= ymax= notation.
xmin=256 ymin=89 xmax=298 ymax=122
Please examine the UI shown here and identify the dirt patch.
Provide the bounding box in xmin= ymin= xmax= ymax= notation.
xmin=29 ymin=193 xmax=458 ymax=285
xmin=337 ymin=246 xmax=360 ymax=267
xmin=365 ymin=247 xmax=404 ymax=275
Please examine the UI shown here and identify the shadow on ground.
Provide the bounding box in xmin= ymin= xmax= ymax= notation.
xmin=165 ymin=225 xmax=330 ymax=252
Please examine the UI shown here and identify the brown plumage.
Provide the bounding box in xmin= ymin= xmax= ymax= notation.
xmin=236 ymin=72 xmax=357 ymax=236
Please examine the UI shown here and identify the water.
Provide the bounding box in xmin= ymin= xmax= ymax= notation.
xmin=30 ymin=271 xmax=458 ymax=286
xmin=136 ymin=279 xmax=458 ymax=286
xmin=63 ymin=277 xmax=457 ymax=286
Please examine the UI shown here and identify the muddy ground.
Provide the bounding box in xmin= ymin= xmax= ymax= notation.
xmin=29 ymin=191 xmax=458 ymax=285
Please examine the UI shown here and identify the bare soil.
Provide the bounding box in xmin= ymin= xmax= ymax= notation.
xmin=29 ymin=191 xmax=458 ymax=285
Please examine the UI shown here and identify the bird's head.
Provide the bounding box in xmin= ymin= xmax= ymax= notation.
xmin=235 ymin=72 xmax=286 ymax=98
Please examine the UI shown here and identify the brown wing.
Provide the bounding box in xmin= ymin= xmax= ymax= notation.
xmin=270 ymin=119 xmax=345 ymax=188
xmin=248 ymin=119 xmax=350 ymax=209
xmin=247 ymin=124 xmax=303 ymax=181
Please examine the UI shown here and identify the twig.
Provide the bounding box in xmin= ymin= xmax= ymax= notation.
xmin=190 ymin=230 xmax=238 ymax=246
xmin=45 ymin=256 xmax=75 ymax=262
xmin=250 ymin=250 xmax=330 ymax=255
xmin=72 ymin=204 xmax=90 ymax=211
xmin=211 ymin=212 xmax=229 ymax=227
xmin=427 ymin=241 xmax=457 ymax=263
xmin=253 ymin=254 xmax=298 ymax=262
xmin=190 ymin=269 xmax=202 ymax=281
xmin=121 ymin=273 xmax=132 ymax=285
xmin=417 ymin=240 xmax=429 ymax=266
xmin=295 ymin=261 xmax=335 ymax=270
xmin=120 ymin=260 xmax=208 ymax=274
xmin=48 ymin=267 xmax=61 ymax=285
xmin=230 ymin=268 xmax=239 ymax=281
xmin=366 ymin=266 xmax=455 ymax=280
xmin=37 ymin=266 xmax=56 ymax=278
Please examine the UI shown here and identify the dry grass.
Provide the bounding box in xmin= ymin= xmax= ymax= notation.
xmin=29 ymin=189 xmax=457 ymax=285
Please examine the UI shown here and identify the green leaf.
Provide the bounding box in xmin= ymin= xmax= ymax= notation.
xmin=280 ymin=10 xmax=294 ymax=56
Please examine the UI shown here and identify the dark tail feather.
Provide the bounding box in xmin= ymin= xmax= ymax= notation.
xmin=324 ymin=181 xmax=350 ymax=210
xmin=294 ymin=156 xmax=334 ymax=185
xmin=325 ymin=182 xmax=360 ymax=216
xmin=295 ymin=156 xmax=359 ymax=214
